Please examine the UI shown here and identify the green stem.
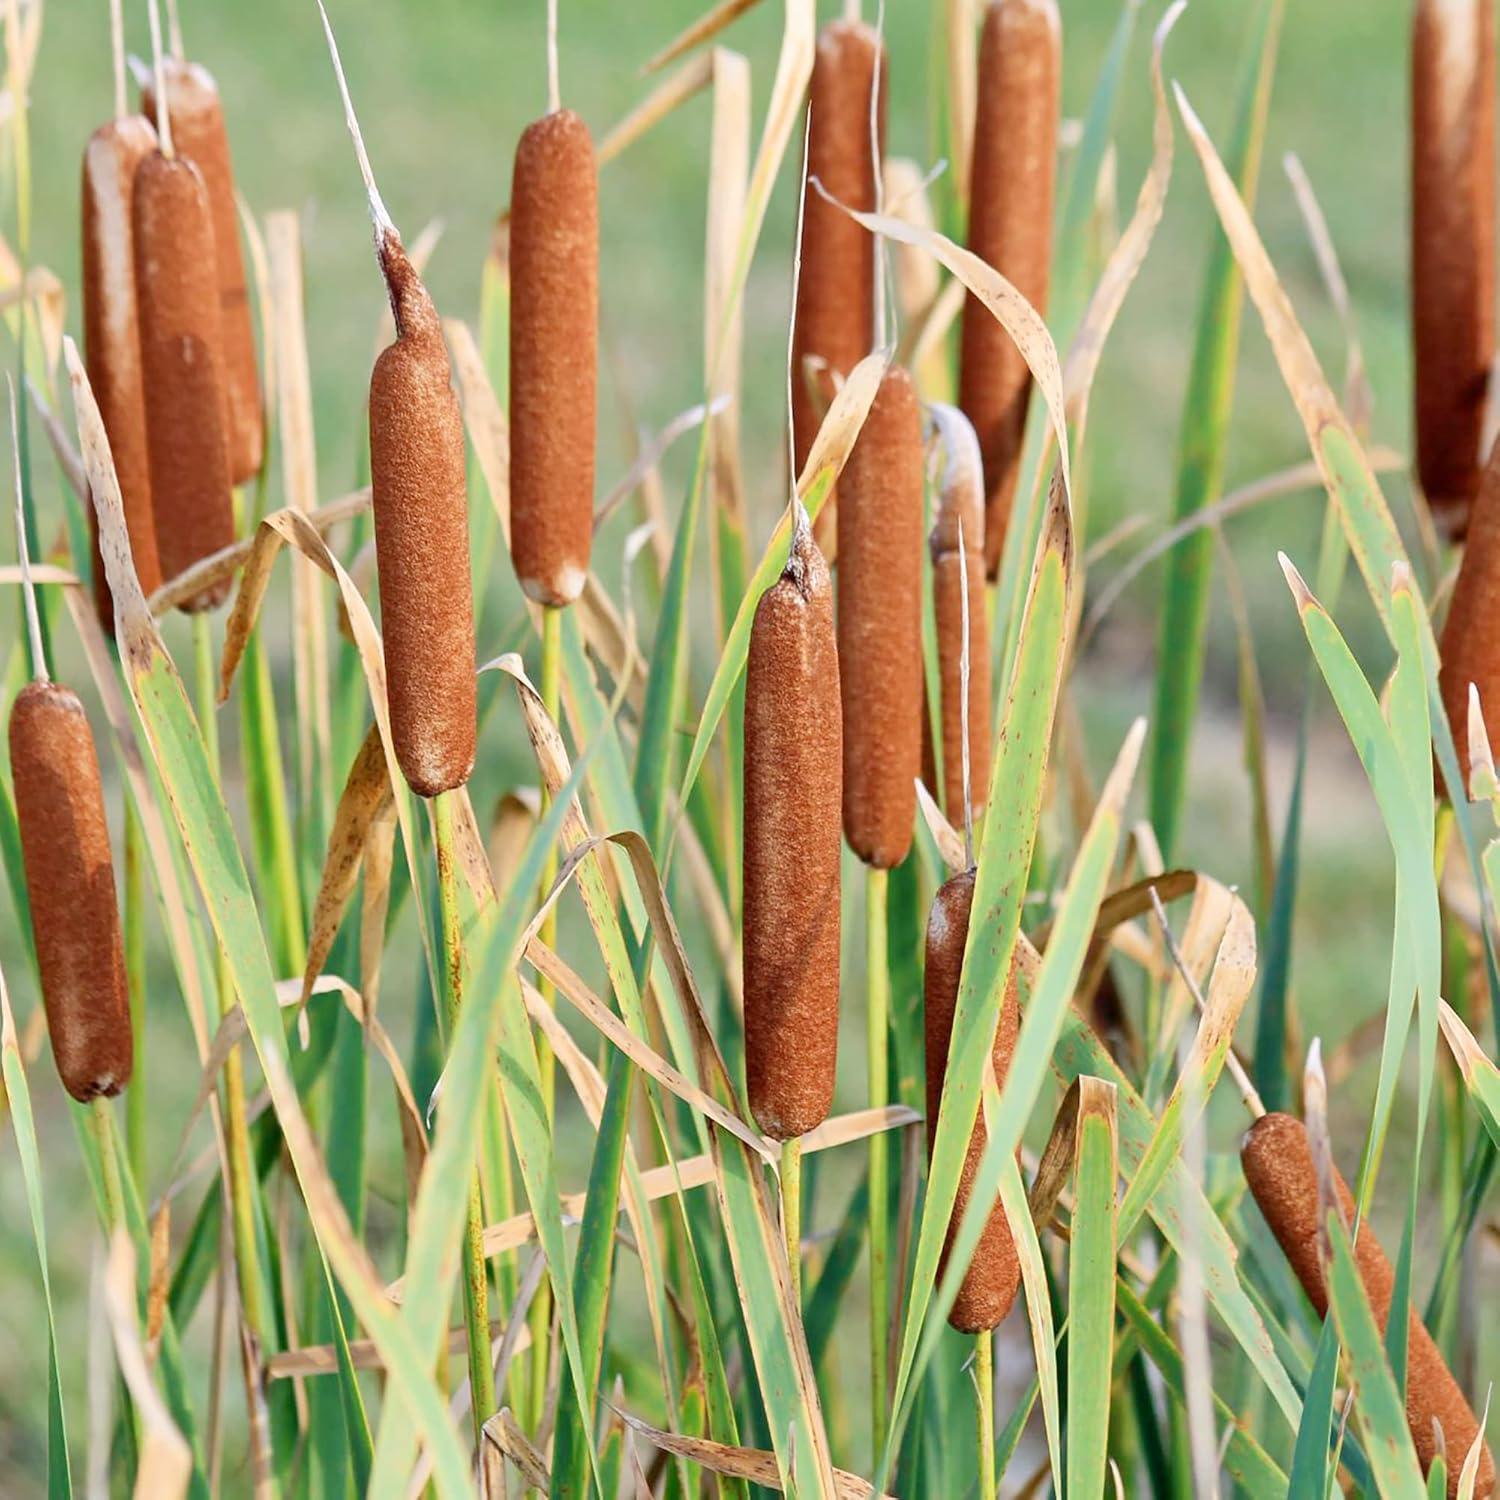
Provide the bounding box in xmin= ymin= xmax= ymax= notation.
xmin=529 ymin=602 xmax=563 ymax=1430
xmin=975 ymin=1329 xmax=995 ymax=1500
xmin=434 ymin=790 xmax=497 ymax=1443
xmin=91 ymin=1096 xmax=125 ymax=1235
xmin=782 ymin=1136 xmax=803 ymax=1307
xmin=123 ymin=797 xmax=147 ymax=1186
xmin=867 ymin=864 xmax=890 ymax=1462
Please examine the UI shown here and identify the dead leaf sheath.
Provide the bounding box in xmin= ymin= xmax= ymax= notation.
xmin=132 ymin=150 xmax=236 ymax=611
xmin=143 ymin=60 xmax=264 ymax=484
xmin=924 ymin=868 xmax=1021 ymax=1333
xmin=1242 ymin=1112 xmax=1494 ymax=1498
xmin=792 ymin=21 xmax=886 ymax=485
xmin=1439 ymin=435 xmax=1500 ymax=789
xmin=959 ymin=0 xmax=1061 ymax=577
xmin=509 ymin=108 xmax=598 ymax=608
xmin=1412 ymin=0 xmax=1495 ymax=536
xmin=83 ymin=115 xmax=160 ymax=629
xmin=742 ymin=526 xmax=843 ymax=1141
xmin=369 ymin=230 xmax=477 ymax=799
xmin=838 ymin=365 xmax=923 ymax=868
xmin=9 ymin=682 xmax=132 ymax=1102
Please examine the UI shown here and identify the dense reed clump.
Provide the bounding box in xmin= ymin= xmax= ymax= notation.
xmin=131 ymin=105 xmax=237 ymax=609
xmin=742 ymin=517 xmax=842 ymax=1141
xmin=959 ymin=0 xmax=1060 ymax=577
xmin=792 ymin=20 xmax=885 ymax=502
xmin=838 ymin=364 xmax=923 ymax=868
xmin=142 ymin=58 xmax=264 ymax=484
xmin=924 ymin=868 xmax=1021 ymax=1331
xmin=82 ymin=111 xmax=159 ymax=624
xmin=929 ymin=403 xmax=991 ymax=831
xmin=1242 ymin=1112 xmax=1495 ymax=1498
xmin=509 ymin=107 xmax=599 ymax=608
xmin=1411 ymin=0 xmax=1495 ymax=537
xmin=9 ymin=679 xmax=133 ymax=1102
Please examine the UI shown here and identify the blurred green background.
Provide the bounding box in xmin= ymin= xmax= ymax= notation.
xmin=2 ymin=0 xmax=1487 ymax=1491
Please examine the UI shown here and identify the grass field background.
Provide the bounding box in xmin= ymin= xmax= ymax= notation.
xmin=0 ymin=0 xmax=1478 ymax=1490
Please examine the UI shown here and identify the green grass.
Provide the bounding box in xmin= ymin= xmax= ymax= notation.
xmin=0 ymin=0 xmax=1495 ymax=1495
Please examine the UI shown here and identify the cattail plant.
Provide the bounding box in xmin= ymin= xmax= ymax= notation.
xmin=791 ymin=18 xmax=886 ymax=502
xmin=1439 ymin=433 xmax=1500 ymax=789
xmin=82 ymin=0 xmax=158 ymax=629
xmin=133 ymin=6 xmax=235 ymax=611
xmin=8 ymin=389 xmax=132 ymax=1104
xmin=141 ymin=54 xmax=264 ymax=483
xmin=1411 ymin=0 xmax=1495 ymax=537
xmin=959 ymin=0 xmax=1061 ymax=578
xmin=1242 ymin=1112 xmax=1495 ymax=1497
xmin=318 ymin=4 xmax=476 ymax=801
xmin=929 ymin=403 xmax=991 ymax=832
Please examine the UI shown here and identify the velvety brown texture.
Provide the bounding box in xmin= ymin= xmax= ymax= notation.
xmin=1412 ymin=0 xmax=1495 ymax=537
xmin=792 ymin=23 xmax=886 ymax=495
xmin=83 ymin=116 xmax=160 ymax=631
xmin=959 ymin=0 xmax=1060 ymax=576
xmin=133 ymin=150 xmax=236 ymax=611
xmin=924 ymin=869 xmax=1021 ymax=1333
xmin=369 ymin=229 xmax=477 ymax=798
xmin=837 ymin=366 xmax=922 ymax=867
xmin=1439 ymin=435 xmax=1500 ymax=789
xmin=742 ymin=523 xmax=842 ymax=1141
xmin=9 ymin=682 xmax=132 ymax=1102
xmin=509 ymin=108 xmax=597 ymax=607
xmin=931 ymin=411 xmax=991 ymax=828
xmin=143 ymin=60 xmax=263 ymax=484
xmin=1242 ymin=1112 xmax=1494 ymax=1498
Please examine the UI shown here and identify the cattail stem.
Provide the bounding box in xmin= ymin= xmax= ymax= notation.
xmin=123 ymin=799 xmax=147 ymax=1184
xmin=546 ymin=0 xmax=561 ymax=114
xmin=192 ymin=614 xmax=269 ymax=1349
xmin=109 ymin=0 xmax=127 ymax=123
xmin=528 ymin=602 xmax=564 ymax=1430
xmin=165 ymin=0 xmax=183 ymax=62
xmin=782 ymin=1137 xmax=803 ymax=1305
xmin=867 ymin=863 xmax=890 ymax=1459
xmin=975 ymin=1328 xmax=996 ymax=1500
xmin=845 ymin=0 xmax=861 ymax=21
xmin=90 ymin=1097 xmax=125 ymax=1235
xmin=433 ymin=790 xmax=497 ymax=1442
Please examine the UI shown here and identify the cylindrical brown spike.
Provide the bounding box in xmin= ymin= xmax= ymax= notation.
xmin=133 ymin=149 xmax=236 ymax=611
xmin=1242 ymin=1112 xmax=1495 ymax=1498
xmin=142 ymin=59 xmax=264 ymax=484
xmin=838 ymin=365 xmax=923 ymax=868
xmin=743 ymin=520 xmax=842 ymax=1141
xmin=930 ymin=406 xmax=992 ymax=830
xmin=959 ymin=0 xmax=1061 ymax=578
xmin=9 ymin=681 xmax=132 ymax=1102
xmin=924 ymin=868 xmax=1021 ymax=1332
xmin=792 ymin=22 xmax=887 ymax=492
xmin=368 ymin=229 xmax=477 ymax=799
xmin=83 ymin=115 xmax=160 ymax=629
xmin=1439 ymin=435 xmax=1500 ymax=790
xmin=509 ymin=108 xmax=598 ymax=608
xmin=1412 ymin=0 xmax=1495 ymax=538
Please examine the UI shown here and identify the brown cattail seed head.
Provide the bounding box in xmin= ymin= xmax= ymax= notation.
xmin=838 ymin=365 xmax=923 ymax=868
xmin=930 ymin=406 xmax=992 ymax=829
xmin=509 ymin=108 xmax=598 ymax=608
xmin=132 ymin=149 xmax=236 ymax=611
xmin=959 ymin=0 xmax=1061 ymax=577
xmin=9 ymin=682 xmax=132 ymax=1102
xmin=1439 ymin=435 xmax=1500 ymax=790
xmin=83 ymin=115 xmax=160 ymax=629
xmin=793 ymin=22 xmax=887 ymax=490
xmin=925 ymin=868 xmax=1021 ymax=1332
xmin=742 ymin=521 xmax=843 ymax=1141
xmin=1412 ymin=0 xmax=1495 ymax=538
xmin=1242 ymin=1112 xmax=1495 ymax=1498
xmin=142 ymin=60 xmax=264 ymax=484
xmin=369 ymin=230 xmax=477 ymax=799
